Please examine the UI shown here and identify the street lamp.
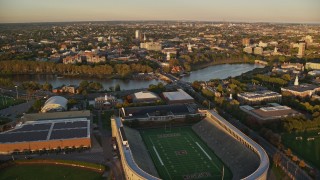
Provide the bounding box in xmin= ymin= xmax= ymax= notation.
xmin=15 ymin=85 xmax=18 ymax=99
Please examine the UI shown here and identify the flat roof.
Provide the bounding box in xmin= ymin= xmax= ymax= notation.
xmin=122 ymin=104 xmax=195 ymax=119
xmin=238 ymin=90 xmax=281 ymax=99
xmin=162 ymin=89 xmax=194 ymax=101
xmin=240 ymin=105 xmax=300 ymax=120
xmin=133 ymin=91 xmax=159 ymax=100
xmin=282 ymin=83 xmax=319 ymax=92
xmin=22 ymin=110 xmax=91 ymax=122
xmin=0 ymin=118 xmax=90 ymax=144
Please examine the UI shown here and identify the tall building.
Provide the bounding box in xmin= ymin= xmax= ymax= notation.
xmin=140 ymin=42 xmax=162 ymax=51
xmin=135 ymin=30 xmax=141 ymax=40
xmin=298 ymin=43 xmax=305 ymax=58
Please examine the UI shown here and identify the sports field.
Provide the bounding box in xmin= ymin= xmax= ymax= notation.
xmin=282 ymin=130 xmax=320 ymax=169
xmin=140 ymin=127 xmax=232 ymax=180
xmin=0 ymin=164 xmax=104 ymax=180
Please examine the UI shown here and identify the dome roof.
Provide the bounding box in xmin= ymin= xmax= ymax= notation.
xmin=41 ymin=96 xmax=68 ymax=113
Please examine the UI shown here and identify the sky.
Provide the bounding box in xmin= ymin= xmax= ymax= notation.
xmin=0 ymin=0 xmax=319 ymax=23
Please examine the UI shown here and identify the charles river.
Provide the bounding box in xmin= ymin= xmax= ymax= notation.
xmin=9 ymin=64 xmax=264 ymax=90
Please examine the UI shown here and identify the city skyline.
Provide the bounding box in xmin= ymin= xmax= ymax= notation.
xmin=0 ymin=0 xmax=320 ymax=24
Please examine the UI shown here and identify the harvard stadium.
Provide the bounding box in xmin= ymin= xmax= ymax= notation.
xmin=112 ymin=110 xmax=269 ymax=180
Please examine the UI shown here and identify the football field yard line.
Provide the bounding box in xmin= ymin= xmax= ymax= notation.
xmin=153 ymin=146 xmax=164 ymax=166
xmin=195 ymin=142 xmax=212 ymax=160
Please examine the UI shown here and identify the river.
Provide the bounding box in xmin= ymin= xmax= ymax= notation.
xmin=181 ymin=63 xmax=264 ymax=82
xmin=5 ymin=63 xmax=264 ymax=90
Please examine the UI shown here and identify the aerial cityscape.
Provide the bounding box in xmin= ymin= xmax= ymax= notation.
xmin=0 ymin=0 xmax=319 ymax=180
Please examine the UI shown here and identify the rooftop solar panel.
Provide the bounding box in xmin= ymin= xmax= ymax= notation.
xmin=50 ymin=129 xmax=88 ymax=140
xmin=10 ymin=124 xmax=51 ymax=132
xmin=0 ymin=131 xmax=48 ymax=143
xmin=53 ymin=121 xmax=87 ymax=130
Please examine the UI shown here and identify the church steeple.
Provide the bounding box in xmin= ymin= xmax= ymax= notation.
xmin=294 ymin=75 xmax=299 ymax=86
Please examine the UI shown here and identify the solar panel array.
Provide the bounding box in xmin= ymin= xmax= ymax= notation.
xmin=0 ymin=119 xmax=89 ymax=143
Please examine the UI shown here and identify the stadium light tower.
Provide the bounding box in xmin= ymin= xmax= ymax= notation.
xmin=15 ymin=85 xmax=18 ymax=99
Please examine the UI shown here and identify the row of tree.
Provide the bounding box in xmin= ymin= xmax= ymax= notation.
xmin=0 ymin=60 xmax=154 ymax=78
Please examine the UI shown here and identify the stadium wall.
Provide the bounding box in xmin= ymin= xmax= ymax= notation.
xmin=0 ymin=138 xmax=91 ymax=154
xmin=111 ymin=117 xmax=161 ymax=180
xmin=203 ymin=110 xmax=269 ymax=180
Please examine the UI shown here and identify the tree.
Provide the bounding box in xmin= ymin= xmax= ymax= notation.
xmin=273 ymin=152 xmax=282 ymax=167
xmin=292 ymin=155 xmax=298 ymax=162
xmin=285 ymin=148 xmax=292 ymax=157
xmin=299 ymin=160 xmax=306 ymax=168
xmin=115 ymin=84 xmax=121 ymax=91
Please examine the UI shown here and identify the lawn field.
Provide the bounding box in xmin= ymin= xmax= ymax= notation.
xmin=0 ymin=164 xmax=104 ymax=180
xmin=140 ymin=127 xmax=232 ymax=180
xmin=282 ymin=130 xmax=320 ymax=169
xmin=0 ymin=95 xmax=25 ymax=110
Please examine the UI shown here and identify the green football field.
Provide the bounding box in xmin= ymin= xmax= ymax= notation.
xmin=140 ymin=127 xmax=232 ymax=180
xmin=282 ymin=130 xmax=320 ymax=170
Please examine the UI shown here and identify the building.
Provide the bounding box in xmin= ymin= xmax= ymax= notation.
xmin=120 ymin=104 xmax=199 ymax=121
xmin=308 ymin=70 xmax=320 ymax=76
xmin=61 ymin=85 xmax=79 ymax=94
xmin=162 ymin=89 xmax=194 ymax=104
xmin=242 ymin=38 xmax=251 ymax=46
xmin=135 ymin=30 xmax=141 ymax=40
xmin=281 ymin=76 xmax=320 ymax=97
xmin=131 ymin=91 xmax=161 ymax=103
xmin=0 ymin=118 xmax=91 ymax=154
xmin=240 ymin=103 xmax=300 ymax=121
xmin=21 ymin=110 xmax=91 ymax=122
xmin=258 ymin=41 xmax=268 ymax=48
xmin=253 ymin=47 xmax=263 ymax=55
xmin=306 ymin=62 xmax=320 ymax=70
xmin=298 ymin=43 xmax=305 ymax=58
xmin=281 ymin=63 xmax=304 ymax=71
xmin=41 ymin=96 xmax=68 ymax=113
xmin=63 ymin=51 xmax=106 ymax=64
xmin=95 ymin=94 xmax=117 ymax=109
xmin=140 ymin=42 xmax=162 ymax=51
xmin=243 ymin=47 xmax=253 ymax=54
xmin=237 ymin=90 xmax=282 ymax=105
xmin=111 ymin=117 xmax=161 ymax=180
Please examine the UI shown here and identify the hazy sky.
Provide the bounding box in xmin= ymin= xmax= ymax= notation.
xmin=0 ymin=0 xmax=319 ymax=23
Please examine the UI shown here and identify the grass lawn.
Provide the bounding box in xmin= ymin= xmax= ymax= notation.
xmin=140 ymin=127 xmax=232 ymax=180
xmin=0 ymin=164 xmax=104 ymax=180
xmin=282 ymin=130 xmax=320 ymax=169
xmin=0 ymin=96 xmax=25 ymax=110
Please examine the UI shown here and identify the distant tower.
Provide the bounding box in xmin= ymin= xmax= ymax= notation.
xmin=229 ymin=94 xmax=233 ymax=100
xmin=274 ymin=47 xmax=278 ymax=53
xmin=298 ymin=43 xmax=305 ymax=58
xmin=166 ymin=52 xmax=171 ymax=61
xmin=135 ymin=30 xmax=141 ymax=40
xmin=294 ymin=75 xmax=299 ymax=86
xmin=187 ymin=43 xmax=192 ymax=52
xmin=143 ymin=33 xmax=147 ymax=42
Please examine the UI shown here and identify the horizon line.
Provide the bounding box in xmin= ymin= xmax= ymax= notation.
xmin=1 ymin=19 xmax=320 ymax=25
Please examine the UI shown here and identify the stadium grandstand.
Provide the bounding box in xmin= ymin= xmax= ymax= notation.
xmin=41 ymin=96 xmax=68 ymax=113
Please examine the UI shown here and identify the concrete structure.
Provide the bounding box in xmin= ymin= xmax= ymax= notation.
xmin=131 ymin=91 xmax=161 ymax=103
xmin=162 ymin=89 xmax=194 ymax=104
xmin=120 ymin=104 xmax=199 ymax=121
xmin=253 ymin=47 xmax=263 ymax=55
xmin=95 ymin=94 xmax=117 ymax=109
xmin=41 ymin=96 xmax=68 ymax=113
xmin=111 ymin=117 xmax=160 ymax=180
xmin=240 ymin=103 xmax=300 ymax=121
xmin=21 ymin=110 xmax=91 ymax=122
xmin=243 ymin=47 xmax=253 ymax=54
xmin=140 ymin=42 xmax=162 ymax=51
xmin=306 ymin=62 xmax=320 ymax=70
xmin=201 ymin=110 xmax=269 ymax=180
xmin=0 ymin=118 xmax=91 ymax=154
xmin=135 ymin=30 xmax=141 ymax=40
xmin=237 ymin=90 xmax=282 ymax=105
xmin=298 ymin=43 xmax=305 ymax=58
xmin=281 ymin=78 xmax=320 ymax=97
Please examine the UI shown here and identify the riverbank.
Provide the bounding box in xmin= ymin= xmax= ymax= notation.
xmin=191 ymin=59 xmax=254 ymax=71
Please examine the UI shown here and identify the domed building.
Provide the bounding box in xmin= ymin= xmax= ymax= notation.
xmin=41 ymin=96 xmax=68 ymax=113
